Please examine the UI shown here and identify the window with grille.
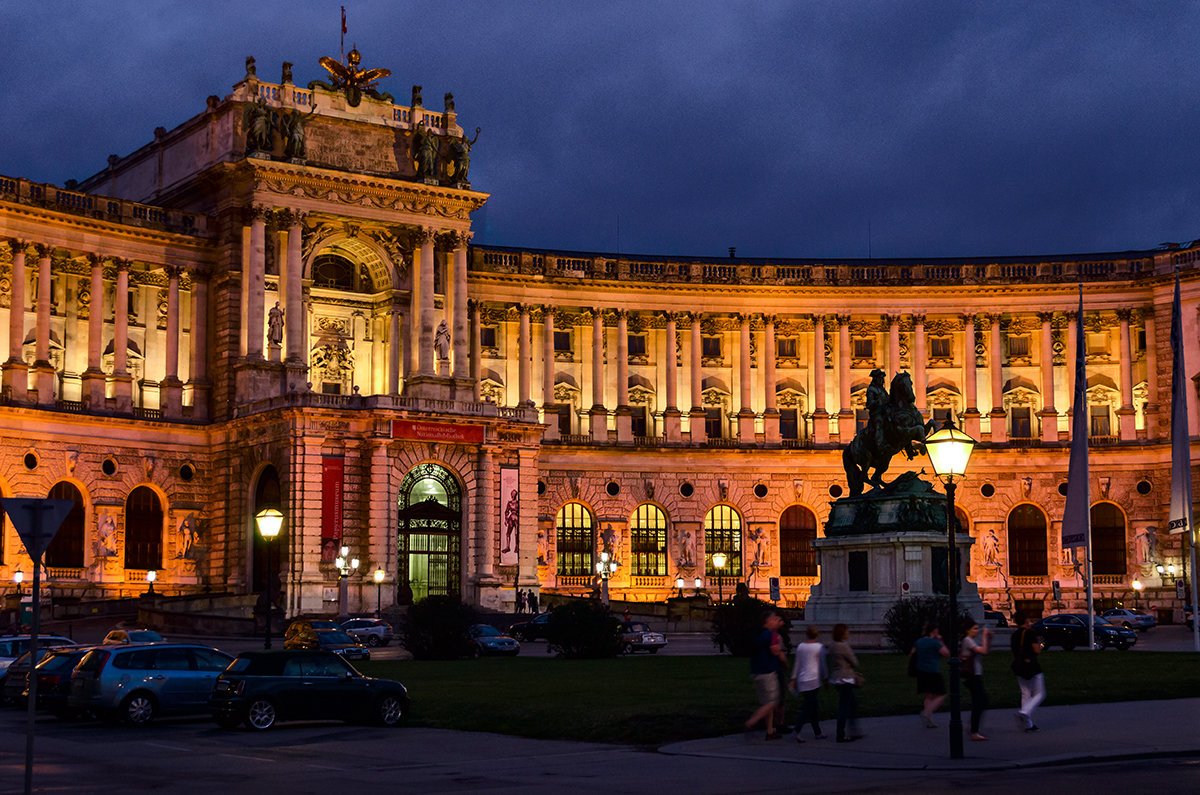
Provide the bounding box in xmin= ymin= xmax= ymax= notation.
xmin=555 ymin=503 xmax=594 ymax=576
xmin=1090 ymin=405 xmax=1110 ymax=437
xmin=1008 ymin=504 xmax=1047 ymax=576
xmin=780 ymin=409 xmax=798 ymax=440
xmin=1091 ymin=502 xmax=1126 ymax=575
xmin=553 ymin=330 xmax=571 ymax=352
xmin=630 ymin=504 xmax=667 ymax=576
xmin=705 ymin=408 xmax=723 ymax=438
xmin=776 ymin=337 xmax=797 ymax=358
xmin=628 ymin=334 xmax=646 ymax=356
xmin=779 ymin=505 xmax=816 ymax=576
xmin=480 ymin=326 xmax=497 ymax=348
xmin=702 ymin=336 xmax=722 ymax=358
xmin=1008 ymin=336 xmax=1029 ymax=357
xmin=930 ymin=337 xmax=951 ymax=358
xmin=630 ymin=406 xmax=648 ymax=437
xmin=853 ymin=338 xmax=874 ymax=359
xmin=125 ymin=486 xmax=163 ymax=571
xmin=704 ymin=505 xmax=742 ymax=577
xmin=1011 ymin=407 xmax=1032 ymax=438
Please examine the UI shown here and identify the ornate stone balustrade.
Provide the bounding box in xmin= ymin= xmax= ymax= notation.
xmin=232 ymin=390 xmax=540 ymax=422
xmin=0 ymin=175 xmax=210 ymax=237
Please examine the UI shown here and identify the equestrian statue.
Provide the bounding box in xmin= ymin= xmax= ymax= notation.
xmin=842 ymin=369 xmax=939 ymax=497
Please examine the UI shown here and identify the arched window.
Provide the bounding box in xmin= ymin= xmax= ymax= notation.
xmin=45 ymin=482 xmax=85 ymax=569
xmin=397 ymin=464 xmax=463 ymax=602
xmin=124 ymin=487 xmax=163 ymax=571
xmin=704 ymin=505 xmax=742 ymax=577
xmin=555 ymin=503 xmax=594 ymax=577
xmin=1091 ymin=502 xmax=1126 ymax=576
xmin=311 ymin=253 xmax=356 ymax=290
xmin=630 ymin=504 xmax=667 ymax=576
xmin=779 ymin=505 xmax=817 ymax=576
xmin=1008 ymin=504 xmax=1047 ymax=576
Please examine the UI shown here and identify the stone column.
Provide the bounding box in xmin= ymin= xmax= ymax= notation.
xmin=736 ymin=313 xmax=755 ymax=443
xmin=285 ymin=212 xmax=305 ymax=362
xmin=589 ymin=309 xmax=607 ymax=442
xmin=388 ymin=309 xmax=402 ymax=394
xmin=812 ymin=315 xmax=829 ymax=444
xmin=663 ymin=312 xmax=681 ymax=442
xmin=887 ymin=313 xmax=901 ymax=376
xmin=452 ymin=232 xmax=471 ymax=380
xmin=913 ymin=314 xmax=927 ymax=415
xmin=1117 ymin=308 xmax=1136 ymax=440
xmin=615 ymin=310 xmax=632 ymax=442
xmin=542 ymin=306 xmax=558 ymax=440
xmin=81 ymin=253 xmax=106 ymax=406
xmin=162 ymin=265 xmax=183 ymax=417
xmin=689 ymin=312 xmax=706 ymax=444
xmin=475 ymin=446 xmax=497 ymax=581
xmin=189 ymin=272 xmax=210 ymax=418
xmin=517 ymin=304 xmax=532 ymax=406
xmin=1144 ymin=309 xmax=1160 ymax=438
xmin=962 ymin=313 xmax=980 ymax=438
xmin=112 ymin=258 xmax=133 ymax=411
xmin=1038 ymin=312 xmax=1058 ymax=442
xmin=988 ymin=314 xmax=1006 ymax=443
xmin=32 ymin=245 xmax=54 ymax=404
xmin=837 ymin=314 xmax=852 ymax=440
xmin=469 ymin=300 xmax=482 ymax=401
xmin=415 ymin=227 xmax=437 ymax=377
xmin=246 ymin=206 xmax=267 ymax=359
xmin=763 ymin=315 xmax=780 ymax=443
xmin=2 ymin=240 xmax=29 ymax=400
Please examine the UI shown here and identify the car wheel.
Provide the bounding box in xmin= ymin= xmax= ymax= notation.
xmin=622 ymin=643 xmax=633 ymax=655
xmin=377 ymin=694 xmax=405 ymax=726
xmin=215 ymin=714 xmax=242 ymax=730
xmin=367 ymin=635 xmax=381 ymax=647
xmin=246 ymin=699 xmax=277 ymax=731
xmin=122 ymin=692 xmax=156 ymax=725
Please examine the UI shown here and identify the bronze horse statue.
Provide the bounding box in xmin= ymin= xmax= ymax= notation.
xmin=842 ymin=371 xmax=939 ymax=497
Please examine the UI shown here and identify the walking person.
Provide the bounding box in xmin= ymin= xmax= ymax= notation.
xmin=515 ymin=589 xmax=526 ymax=614
xmin=745 ymin=609 xmax=788 ymax=740
xmin=913 ymin=621 xmax=950 ymax=728
xmin=789 ymin=625 xmax=827 ymax=742
xmin=960 ymin=617 xmax=993 ymax=741
xmin=529 ymin=590 xmax=539 ymax=614
xmin=828 ymin=623 xmax=863 ymax=742
xmin=1010 ymin=610 xmax=1045 ymax=732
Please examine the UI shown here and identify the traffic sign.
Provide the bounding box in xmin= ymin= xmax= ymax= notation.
xmin=1 ymin=498 xmax=73 ymax=561
xmin=769 ymin=577 xmax=780 ymax=602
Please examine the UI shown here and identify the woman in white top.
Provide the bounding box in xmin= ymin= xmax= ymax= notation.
xmin=788 ymin=625 xmax=828 ymax=742
xmin=960 ymin=617 xmax=993 ymax=741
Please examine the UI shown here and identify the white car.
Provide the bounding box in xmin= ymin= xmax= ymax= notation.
xmin=341 ymin=618 xmax=394 ymax=647
xmin=0 ymin=635 xmax=77 ymax=677
xmin=1100 ymin=608 xmax=1156 ymax=631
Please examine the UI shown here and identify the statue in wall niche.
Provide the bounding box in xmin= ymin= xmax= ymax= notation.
xmin=268 ymin=302 xmax=284 ymax=345
xmin=177 ymin=513 xmax=197 ymax=560
xmin=95 ymin=515 xmax=118 ymax=558
xmin=244 ymin=96 xmax=274 ymax=152
xmin=676 ymin=529 xmax=695 ymax=568
xmin=842 ymin=370 xmax=938 ymax=496
xmin=536 ymin=527 xmax=547 ymax=565
xmin=1136 ymin=526 xmax=1158 ymax=565
xmin=434 ymin=320 xmax=451 ymax=364
xmin=447 ymin=127 xmax=480 ymax=185
xmin=982 ymin=528 xmax=1000 ymax=567
xmin=749 ymin=526 xmax=768 ymax=567
xmin=412 ymin=121 xmax=438 ymax=180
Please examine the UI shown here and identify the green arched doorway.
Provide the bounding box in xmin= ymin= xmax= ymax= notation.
xmin=397 ymin=464 xmax=462 ymax=604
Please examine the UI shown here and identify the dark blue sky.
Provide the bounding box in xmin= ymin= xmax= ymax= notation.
xmin=3 ymin=1 xmax=1199 ymax=259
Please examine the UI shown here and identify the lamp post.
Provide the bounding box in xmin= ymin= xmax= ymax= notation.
xmin=712 ymin=551 xmax=727 ymax=604
xmin=596 ymin=550 xmax=618 ymax=607
xmin=12 ymin=569 xmax=23 ymax=596
xmin=255 ymin=507 xmax=283 ymax=649
xmin=373 ymin=568 xmax=385 ymax=618
xmin=1131 ymin=579 xmax=1144 ymax=610
xmin=675 ymin=575 xmax=685 ymax=599
xmin=694 ymin=576 xmax=703 ymax=596
xmin=925 ymin=416 xmax=977 ymax=761
xmin=145 ymin=569 xmax=157 ymax=596
xmin=335 ymin=545 xmax=359 ymax=620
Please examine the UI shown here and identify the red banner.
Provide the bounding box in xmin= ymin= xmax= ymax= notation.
xmin=392 ymin=419 xmax=484 ymax=444
xmin=321 ymin=456 xmax=344 ymax=562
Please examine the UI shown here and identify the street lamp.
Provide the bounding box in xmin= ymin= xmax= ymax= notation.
xmin=925 ymin=416 xmax=977 ymax=761
xmin=596 ymin=550 xmax=618 ymax=607
xmin=13 ymin=569 xmax=23 ymax=595
xmin=1132 ymin=579 xmax=1144 ymax=609
xmin=694 ymin=576 xmax=703 ymax=595
xmin=255 ymin=507 xmax=284 ymax=649
xmin=675 ymin=575 xmax=685 ymax=599
xmin=373 ymin=568 xmax=385 ymax=618
xmin=712 ymin=551 xmax=728 ymax=604
xmin=335 ymin=545 xmax=359 ymax=620
xmin=145 ymin=569 xmax=157 ymax=596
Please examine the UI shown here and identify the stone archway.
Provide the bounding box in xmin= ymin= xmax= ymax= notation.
xmin=397 ymin=463 xmax=462 ymax=604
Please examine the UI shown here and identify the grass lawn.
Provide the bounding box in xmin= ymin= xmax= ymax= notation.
xmin=358 ymin=650 xmax=1200 ymax=746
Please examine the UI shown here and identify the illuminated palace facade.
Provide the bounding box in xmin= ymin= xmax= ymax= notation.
xmin=1 ymin=56 xmax=1197 ymax=621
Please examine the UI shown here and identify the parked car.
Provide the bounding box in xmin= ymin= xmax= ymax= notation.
xmin=68 ymin=643 xmax=234 ymax=724
xmin=283 ymin=618 xmax=342 ymax=644
xmin=1032 ymin=613 xmax=1138 ymax=651
xmin=1100 ymin=608 xmax=1157 ymax=631
xmin=2 ymin=643 xmax=81 ymax=706
xmin=210 ymin=650 xmax=408 ymax=730
xmin=982 ymin=605 xmax=1009 ymax=627
xmin=509 ymin=612 xmax=550 ymax=642
xmin=283 ymin=628 xmax=370 ymax=661
xmin=468 ymin=624 xmax=520 ymax=657
xmin=0 ymin=635 xmax=77 ymax=678
xmin=102 ymin=628 xmax=165 ymax=645
xmin=618 ymin=622 xmax=668 ymax=654
xmin=25 ymin=646 xmax=98 ymax=719
xmin=342 ymin=618 xmax=393 ymax=647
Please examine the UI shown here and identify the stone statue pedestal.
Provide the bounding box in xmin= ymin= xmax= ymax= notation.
xmin=805 ymin=472 xmax=983 ymax=647
xmin=268 ymin=343 xmax=282 ymax=363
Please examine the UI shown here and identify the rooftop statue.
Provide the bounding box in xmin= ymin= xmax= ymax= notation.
xmin=412 ymin=120 xmax=439 ymax=180
xmin=842 ymin=370 xmax=938 ymax=496
xmin=243 ymin=96 xmax=273 ymax=153
xmin=317 ymin=47 xmax=391 ymax=107
xmin=448 ymin=127 xmax=480 ymax=185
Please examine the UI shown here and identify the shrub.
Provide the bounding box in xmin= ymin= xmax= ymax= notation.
xmin=546 ymin=600 xmax=622 ymax=658
xmin=882 ymin=596 xmax=974 ymax=653
xmin=711 ymin=596 xmax=790 ymax=657
xmin=402 ymin=595 xmax=478 ymax=660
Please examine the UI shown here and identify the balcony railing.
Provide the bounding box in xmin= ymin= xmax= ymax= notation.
xmin=1011 ymin=575 xmax=1046 ymax=587
xmin=1093 ymin=574 xmax=1125 ymax=585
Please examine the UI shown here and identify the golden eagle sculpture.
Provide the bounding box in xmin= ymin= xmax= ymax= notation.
xmin=318 ymin=47 xmax=391 ymax=107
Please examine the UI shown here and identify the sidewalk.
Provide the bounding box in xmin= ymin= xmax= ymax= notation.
xmin=660 ymin=697 xmax=1200 ymax=771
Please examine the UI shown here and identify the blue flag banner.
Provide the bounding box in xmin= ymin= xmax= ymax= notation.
xmin=1168 ymin=271 xmax=1194 ymax=539
xmin=1062 ymin=284 xmax=1090 ymax=549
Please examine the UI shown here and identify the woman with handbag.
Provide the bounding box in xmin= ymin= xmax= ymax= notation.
xmin=960 ymin=618 xmax=993 ymax=740
xmin=828 ymin=623 xmax=864 ymax=742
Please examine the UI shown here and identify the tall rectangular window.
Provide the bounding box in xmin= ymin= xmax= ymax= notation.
xmin=705 ymin=407 xmax=723 ymax=438
xmin=1011 ymin=407 xmax=1032 ymax=438
xmin=776 ymin=337 xmax=797 ymax=358
xmin=630 ymin=406 xmax=648 ymax=437
xmin=557 ymin=404 xmax=572 ymax=435
xmin=627 ymin=334 xmax=646 ymax=356
xmin=1090 ymin=405 xmax=1111 ymax=437
xmin=930 ymin=337 xmax=951 ymax=359
xmin=480 ymin=327 xmax=497 ymax=348
xmin=853 ymin=338 xmax=874 ymax=359
xmin=1008 ymin=336 xmax=1029 ymax=357
xmin=702 ymin=336 xmax=722 ymax=358
xmin=780 ymin=409 xmax=798 ymax=440
xmin=553 ymin=330 xmax=571 ymax=352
